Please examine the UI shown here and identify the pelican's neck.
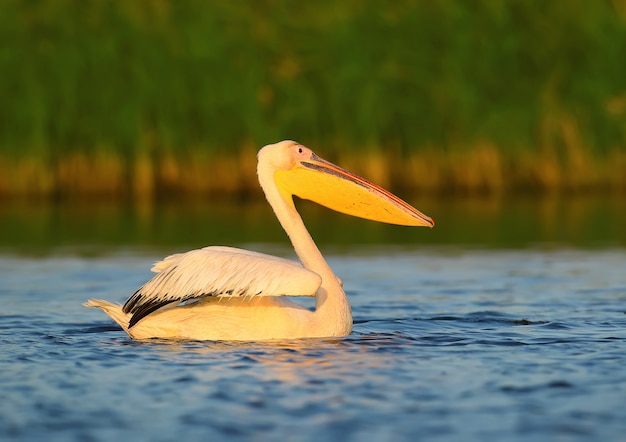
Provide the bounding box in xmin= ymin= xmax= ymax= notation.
xmin=258 ymin=167 xmax=334 ymax=280
xmin=257 ymin=163 xmax=351 ymax=333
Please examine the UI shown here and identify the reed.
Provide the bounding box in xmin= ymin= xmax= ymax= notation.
xmin=2 ymin=145 xmax=622 ymax=200
xmin=0 ymin=0 xmax=624 ymax=198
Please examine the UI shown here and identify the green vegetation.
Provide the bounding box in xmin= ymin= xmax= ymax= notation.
xmin=1 ymin=0 xmax=625 ymax=198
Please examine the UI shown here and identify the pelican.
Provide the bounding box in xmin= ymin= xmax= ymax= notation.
xmin=85 ymin=140 xmax=434 ymax=341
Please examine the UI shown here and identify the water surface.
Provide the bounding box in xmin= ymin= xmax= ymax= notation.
xmin=1 ymin=194 xmax=625 ymax=253
xmin=1 ymin=247 xmax=625 ymax=441
xmin=1 ymin=197 xmax=625 ymax=441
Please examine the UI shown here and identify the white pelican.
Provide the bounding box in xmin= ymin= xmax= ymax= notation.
xmin=85 ymin=140 xmax=434 ymax=341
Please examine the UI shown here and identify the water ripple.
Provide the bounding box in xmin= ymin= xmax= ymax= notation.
xmin=1 ymin=250 xmax=626 ymax=441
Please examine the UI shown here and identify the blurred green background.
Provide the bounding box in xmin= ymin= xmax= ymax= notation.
xmin=1 ymin=0 xmax=625 ymax=200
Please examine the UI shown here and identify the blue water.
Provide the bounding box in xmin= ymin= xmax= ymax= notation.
xmin=1 ymin=247 xmax=625 ymax=441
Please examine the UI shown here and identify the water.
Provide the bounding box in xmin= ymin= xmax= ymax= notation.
xmin=1 ymin=196 xmax=626 ymax=441
xmin=1 ymin=246 xmax=625 ymax=441
xmin=2 ymin=194 xmax=626 ymax=253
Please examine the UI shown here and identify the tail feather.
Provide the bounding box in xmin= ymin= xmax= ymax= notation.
xmin=84 ymin=299 xmax=131 ymax=332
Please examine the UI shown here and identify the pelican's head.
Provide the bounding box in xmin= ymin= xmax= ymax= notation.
xmin=258 ymin=140 xmax=434 ymax=227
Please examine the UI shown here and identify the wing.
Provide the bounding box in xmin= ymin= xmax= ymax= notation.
xmin=123 ymin=246 xmax=322 ymax=328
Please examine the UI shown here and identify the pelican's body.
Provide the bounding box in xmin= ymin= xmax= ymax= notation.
xmin=85 ymin=141 xmax=434 ymax=341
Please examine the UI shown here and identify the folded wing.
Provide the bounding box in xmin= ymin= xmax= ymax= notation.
xmin=123 ymin=246 xmax=321 ymax=328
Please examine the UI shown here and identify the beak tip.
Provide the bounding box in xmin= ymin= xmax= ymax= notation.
xmin=414 ymin=215 xmax=434 ymax=228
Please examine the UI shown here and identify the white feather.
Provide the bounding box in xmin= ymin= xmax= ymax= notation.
xmin=123 ymin=246 xmax=322 ymax=325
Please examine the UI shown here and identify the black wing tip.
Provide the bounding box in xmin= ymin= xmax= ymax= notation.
xmin=123 ymin=289 xmax=144 ymax=314
xmin=127 ymin=299 xmax=173 ymax=328
xmin=126 ymin=292 xmax=209 ymax=328
xmin=124 ymin=289 xmax=221 ymax=328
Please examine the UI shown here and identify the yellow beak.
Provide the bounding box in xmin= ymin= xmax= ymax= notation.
xmin=274 ymin=153 xmax=434 ymax=227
